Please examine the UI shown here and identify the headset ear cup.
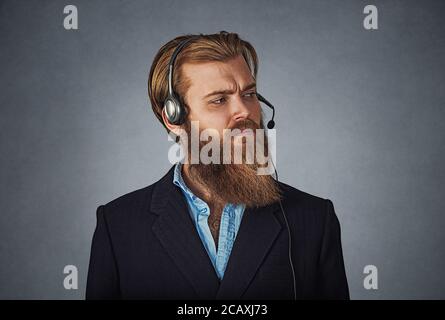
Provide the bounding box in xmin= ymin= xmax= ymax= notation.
xmin=175 ymin=93 xmax=187 ymax=124
xmin=164 ymin=94 xmax=183 ymax=125
xmin=173 ymin=92 xmax=187 ymax=125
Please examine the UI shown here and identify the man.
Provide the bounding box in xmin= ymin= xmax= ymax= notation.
xmin=86 ymin=31 xmax=349 ymax=300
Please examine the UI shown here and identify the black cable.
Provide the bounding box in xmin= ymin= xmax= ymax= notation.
xmin=271 ymin=161 xmax=297 ymax=301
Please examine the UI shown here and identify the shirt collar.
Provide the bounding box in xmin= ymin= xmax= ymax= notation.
xmin=173 ymin=162 xmax=199 ymax=202
xmin=172 ymin=162 xmax=244 ymax=211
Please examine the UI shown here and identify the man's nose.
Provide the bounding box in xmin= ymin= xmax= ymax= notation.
xmin=230 ymin=95 xmax=250 ymax=122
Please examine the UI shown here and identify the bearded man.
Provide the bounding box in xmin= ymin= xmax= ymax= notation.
xmin=86 ymin=31 xmax=349 ymax=300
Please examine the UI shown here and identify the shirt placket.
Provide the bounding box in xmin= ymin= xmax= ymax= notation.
xmin=215 ymin=204 xmax=237 ymax=279
xmin=195 ymin=200 xmax=218 ymax=268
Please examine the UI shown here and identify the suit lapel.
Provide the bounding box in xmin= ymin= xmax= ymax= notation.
xmin=216 ymin=202 xmax=282 ymax=299
xmin=150 ymin=165 xmax=220 ymax=299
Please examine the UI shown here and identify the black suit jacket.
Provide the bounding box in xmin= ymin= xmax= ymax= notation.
xmin=86 ymin=165 xmax=349 ymax=300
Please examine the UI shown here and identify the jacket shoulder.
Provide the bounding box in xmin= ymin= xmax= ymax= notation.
xmin=100 ymin=164 xmax=176 ymax=214
xmin=105 ymin=184 xmax=153 ymax=212
xmin=97 ymin=172 xmax=167 ymax=222
xmin=278 ymin=180 xmax=329 ymax=207
xmin=277 ymin=180 xmax=337 ymax=227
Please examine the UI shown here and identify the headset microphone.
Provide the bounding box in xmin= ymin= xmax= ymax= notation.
xmin=256 ymin=93 xmax=276 ymax=129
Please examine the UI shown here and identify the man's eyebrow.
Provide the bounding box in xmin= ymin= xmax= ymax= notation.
xmin=203 ymin=82 xmax=256 ymax=99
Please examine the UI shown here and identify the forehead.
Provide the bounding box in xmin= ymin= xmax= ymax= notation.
xmin=181 ymin=55 xmax=254 ymax=97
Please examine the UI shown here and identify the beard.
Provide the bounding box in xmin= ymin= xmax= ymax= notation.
xmin=180 ymin=118 xmax=282 ymax=208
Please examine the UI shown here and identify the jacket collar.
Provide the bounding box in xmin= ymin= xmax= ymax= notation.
xmin=149 ymin=164 xmax=283 ymax=299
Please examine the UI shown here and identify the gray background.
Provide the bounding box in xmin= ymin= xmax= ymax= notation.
xmin=1 ymin=0 xmax=444 ymax=299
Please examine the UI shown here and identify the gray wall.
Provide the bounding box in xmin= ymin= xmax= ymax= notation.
xmin=1 ymin=0 xmax=444 ymax=299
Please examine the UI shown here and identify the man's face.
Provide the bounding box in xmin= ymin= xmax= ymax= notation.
xmin=165 ymin=54 xmax=281 ymax=207
xmin=181 ymin=55 xmax=262 ymax=136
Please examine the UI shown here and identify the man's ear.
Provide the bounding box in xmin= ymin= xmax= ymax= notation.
xmin=161 ymin=107 xmax=183 ymax=135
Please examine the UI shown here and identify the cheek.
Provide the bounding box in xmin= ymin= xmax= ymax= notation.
xmin=252 ymin=103 xmax=262 ymax=122
xmin=190 ymin=109 xmax=227 ymax=132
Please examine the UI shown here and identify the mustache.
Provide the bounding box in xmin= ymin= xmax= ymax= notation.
xmin=227 ymin=119 xmax=261 ymax=131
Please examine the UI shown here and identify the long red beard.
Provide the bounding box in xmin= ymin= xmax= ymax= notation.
xmin=181 ymin=119 xmax=282 ymax=208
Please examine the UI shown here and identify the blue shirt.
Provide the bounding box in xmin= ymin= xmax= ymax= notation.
xmin=173 ymin=162 xmax=245 ymax=280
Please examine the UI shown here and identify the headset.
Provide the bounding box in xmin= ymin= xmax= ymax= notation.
xmin=163 ymin=36 xmax=297 ymax=300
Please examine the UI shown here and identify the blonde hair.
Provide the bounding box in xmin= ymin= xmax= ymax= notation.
xmin=148 ymin=31 xmax=259 ymax=132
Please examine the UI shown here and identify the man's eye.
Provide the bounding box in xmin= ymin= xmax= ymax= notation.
xmin=211 ymin=97 xmax=226 ymax=105
xmin=244 ymin=92 xmax=257 ymax=98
